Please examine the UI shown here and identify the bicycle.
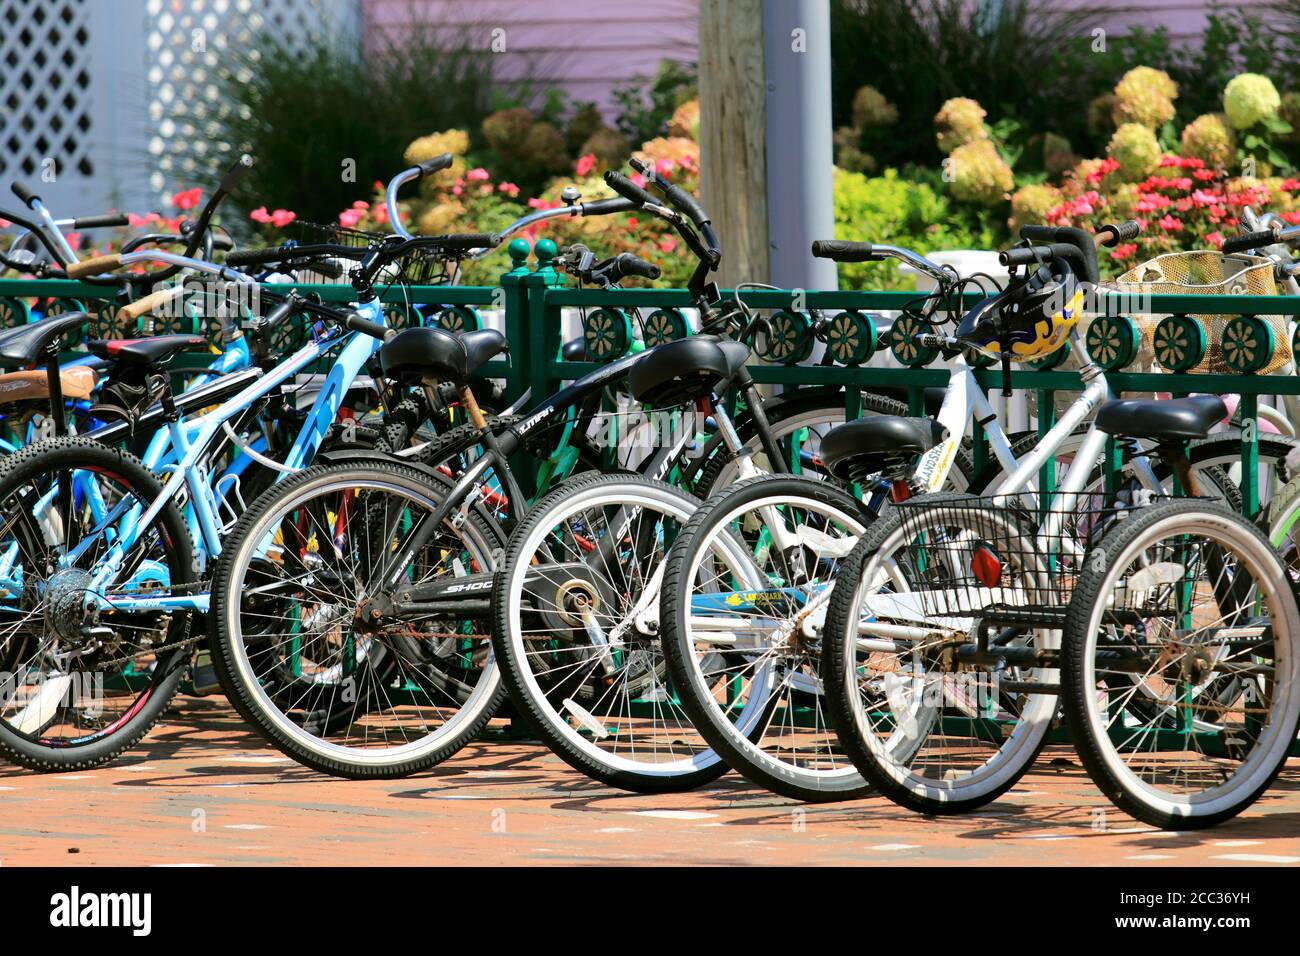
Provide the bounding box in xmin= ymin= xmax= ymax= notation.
xmin=0 ymin=151 xmax=508 ymax=769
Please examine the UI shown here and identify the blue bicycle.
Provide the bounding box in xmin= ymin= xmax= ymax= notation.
xmin=0 ymin=151 xmax=498 ymax=769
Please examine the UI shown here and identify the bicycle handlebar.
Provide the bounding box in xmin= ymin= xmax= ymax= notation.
xmin=72 ymin=213 xmax=130 ymax=230
xmin=1221 ymin=228 xmax=1293 ymax=255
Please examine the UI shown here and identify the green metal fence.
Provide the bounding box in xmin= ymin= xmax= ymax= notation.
xmin=5 ymin=239 xmax=1300 ymax=520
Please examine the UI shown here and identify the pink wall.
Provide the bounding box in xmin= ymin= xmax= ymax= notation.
xmin=362 ymin=0 xmax=1256 ymax=122
xmin=1071 ymin=0 xmax=1269 ymax=44
xmin=364 ymin=0 xmax=699 ymax=120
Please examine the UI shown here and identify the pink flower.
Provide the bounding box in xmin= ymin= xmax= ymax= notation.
xmin=630 ymin=173 xmax=646 ymax=189
xmin=1206 ymin=231 xmax=1224 ymax=249
xmin=172 ymin=187 xmax=202 ymax=210
xmin=452 ymin=185 xmax=463 ymax=196
xmin=1110 ymin=243 xmax=1137 ymax=260
xmin=1156 ymin=214 xmax=1182 ymax=232
xmin=497 ymin=181 xmax=520 ymax=197
xmin=467 ymin=167 xmax=490 ymax=182
xmin=270 ymin=208 xmax=296 ymax=228
xmin=338 ymin=207 xmax=365 ymax=228
xmin=658 ymin=234 xmax=677 ymax=253
xmin=575 ymin=154 xmax=596 ymax=177
xmin=0 ymin=218 xmax=9 ymax=229
xmin=64 ymin=232 xmax=81 ymax=251
xmin=249 ymin=206 xmax=272 ymax=224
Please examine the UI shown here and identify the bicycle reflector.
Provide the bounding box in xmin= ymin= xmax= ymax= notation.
xmin=971 ymin=545 xmax=1003 ymax=589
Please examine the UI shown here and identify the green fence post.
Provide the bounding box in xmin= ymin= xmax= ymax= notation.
xmin=1240 ymin=392 xmax=1260 ymax=518
xmin=499 ymin=238 xmax=533 ymax=406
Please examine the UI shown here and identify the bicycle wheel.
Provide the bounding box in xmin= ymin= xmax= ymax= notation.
xmin=660 ymin=475 xmax=874 ymax=801
xmin=1062 ymin=499 xmax=1300 ymax=828
xmin=821 ymin=492 xmax=1058 ymax=813
xmin=209 ymin=459 xmax=505 ymax=777
xmin=0 ymin=437 xmax=197 ymax=770
xmin=493 ymin=471 xmax=737 ymax=791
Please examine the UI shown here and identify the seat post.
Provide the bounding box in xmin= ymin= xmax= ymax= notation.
xmin=43 ymin=343 xmax=67 ymax=438
xmin=1161 ymin=441 xmax=1200 ymax=496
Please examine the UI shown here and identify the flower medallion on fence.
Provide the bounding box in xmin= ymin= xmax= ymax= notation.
xmin=583 ymin=308 xmax=631 ymax=360
xmin=756 ymin=310 xmax=814 ymax=364
xmin=1153 ymin=315 xmax=1205 ymax=372
xmin=641 ymin=308 xmax=688 ymax=348
xmin=1085 ymin=314 xmax=1138 ymax=371
xmin=1221 ymin=315 xmax=1272 ymax=374
xmin=824 ymin=310 xmax=875 ymax=366
xmin=889 ymin=312 xmax=937 ymax=366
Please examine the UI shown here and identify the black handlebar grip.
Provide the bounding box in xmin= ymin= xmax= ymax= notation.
xmin=431 ymin=233 xmax=495 ymax=253
xmin=72 ymin=213 xmax=130 ymax=229
xmin=999 ymin=246 xmax=1049 ymax=267
xmin=1221 ymin=230 xmax=1277 ymax=254
xmin=224 ymin=246 xmax=293 ymax=268
xmin=1098 ymin=220 xmax=1141 ymax=247
xmin=810 ymin=240 xmax=877 ymax=263
xmin=611 ymin=253 xmax=660 ymax=281
xmin=415 ymin=153 xmax=454 ymax=178
xmin=11 ymin=181 xmax=39 ymax=208
xmin=219 ymin=154 xmax=256 ymax=193
xmin=604 ymin=171 xmax=655 ymax=208
xmin=344 ymin=312 xmax=393 ymax=341
xmin=1017 ymin=225 xmax=1058 ymax=242
xmin=662 ymin=182 xmax=709 ymax=226
xmin=579 ymin=197 xmax=635 ymax=217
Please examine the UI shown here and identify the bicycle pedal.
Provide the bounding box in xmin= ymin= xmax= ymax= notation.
xmin=190 ymin=650 xmax=221 ymax=696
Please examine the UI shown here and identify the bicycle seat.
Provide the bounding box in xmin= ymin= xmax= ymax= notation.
xmin=84 ymin=335 xmax=210 ymax=367
xmin=820 ymin=416 xmax=949 ymax=481
xmin=379 ymin=326 xmax=507 ymax=385
xmin=0 ymin=366 xmax=97 ymax=404
xmin=1094 ymin=395 xmax=1227 ymax=443
xmin=0 ymin=313 xmax=92 ymax=367
xmin=561 ymin=337 xmax=588 ymax=361
xmin=628 ymin=336 xmax=749 ymax=406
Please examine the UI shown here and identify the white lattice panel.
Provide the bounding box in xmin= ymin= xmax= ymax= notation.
xmin=144 ymin=0 xmax=358 ymax=199
xmin=0 ymin=0 xmax=96 ymax=183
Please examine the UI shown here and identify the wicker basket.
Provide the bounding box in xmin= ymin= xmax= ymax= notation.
xmin=1115 ymin=251 xmax=1289 ymax=374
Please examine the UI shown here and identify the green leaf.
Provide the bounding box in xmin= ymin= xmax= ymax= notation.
xmin=1244 ymin=134 xmax=1264 ymax=149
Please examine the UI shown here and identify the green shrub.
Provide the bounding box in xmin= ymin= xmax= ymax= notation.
xmin=187 ymin=23 xmax=541 ymax=229
xmin=830 ymin=167 xmax=1003 ymax=290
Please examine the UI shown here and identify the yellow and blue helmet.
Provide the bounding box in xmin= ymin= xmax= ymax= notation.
xmin=955 ymin=265 xmax=1083 ymax=363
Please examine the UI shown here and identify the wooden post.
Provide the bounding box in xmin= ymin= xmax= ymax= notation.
xmin=699 ymin=0 xmax=770 ymax=288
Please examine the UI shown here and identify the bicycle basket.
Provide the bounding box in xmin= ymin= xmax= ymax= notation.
xmin=885 ymin=493 xmax=1134 ymax=630
xmin=1116 ymin=251 xmax=1287 ymax=373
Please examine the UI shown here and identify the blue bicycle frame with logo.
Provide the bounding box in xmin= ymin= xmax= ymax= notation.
xmin=0 ymin=297 xmax=387 ymax=616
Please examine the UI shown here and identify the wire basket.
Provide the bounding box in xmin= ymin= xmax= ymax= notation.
xmin=1116 ymin=251 xmax=1288 ymax=374
xmin=289 ymin=222 xmax=458 ymax=288
xmin=885 ymin=492 xmax=1135 ymax=631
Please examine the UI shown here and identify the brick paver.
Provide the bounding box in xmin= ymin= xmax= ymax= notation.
xmin=2 ymin=697 xmax=1298 ymax=866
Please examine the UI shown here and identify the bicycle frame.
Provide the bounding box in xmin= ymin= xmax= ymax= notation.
xmin=8 ymin=298 xmax=388 ymax=618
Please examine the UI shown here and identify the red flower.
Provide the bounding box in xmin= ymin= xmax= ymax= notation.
xmin=575 ymin=154 xmax=596 ymax=177
xmin=1206 ymin=231 xmax=1224 ymax=249
xmin=1111 ymin=243 xmax=1137 ymax=260
xmin=172 ymin=187 xmax=202 ymax=211
xmin=1156 ymin=214 xmax=1182 ymax=232
xmin=249 ymin=206 xmax=272 ymax=224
